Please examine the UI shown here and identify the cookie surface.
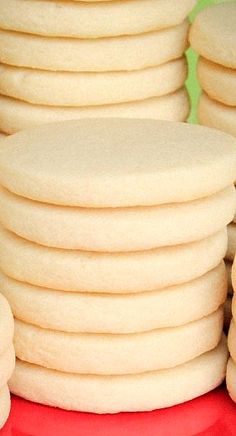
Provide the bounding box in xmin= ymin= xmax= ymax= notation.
xmin=14 ymin=308 xmax=223 ymax=375
xmin=0 ymin=386 xmax=10 ymax=429
xmin=9 ymin=338 xmax=227 ymax=413
xmin=226 ymin=224 xmax=236 ymax=262
xmin=190 ymin=2 xmax=236 ymax=68
xmin=1 ymin=119 xmax=236 ymax=207
xmin=227 ymin=357 xmax=236 ymax=403
xmin=0 ymin=293 xmax=14 ymax=355
xmin=0 ymin=185 xmax=234 ymax=252
xmin=0 ymin=90 xmax=190 ymax=135
xmin=0 ymin=22 xmax=189 ymax=72
xmin=0 ymin=58 xmax=187 ymax=107
xmin=0 ymin=0 xmax=195 ymax=38
xmin=0 ymin=345 xmax=15 ymax=389
xmin=198 ymin=57 xmax=236 ymax=106
xmin=0 ymin=227 xmax=227 ymax=293
xmin=0 ymin=263 xmax=226 ymax=333
xmin=198 ymin=92 xmax=236 ymax=138
xmin=228 ymin=319 xmax=236 ymax=363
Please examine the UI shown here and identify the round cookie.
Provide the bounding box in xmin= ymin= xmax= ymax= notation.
xmin=1 ymin=119 xmax=236 ymax=208
xmin=0 ymin=186 xmax=234 ymax=252
xmin=0 ymin=58 xmax=187 ymax=107
xmin=189 ymin=2 xmax=236 ymax=68
xmin=0 ymin=227 xmax=227 ymax=293
xmin=9 ymin=338 xmax=227 ymax=413
xmin=14 ymin=308 xmax=223 ymax=375
xmin=0 ymin=345 xmax=15 ymax=389
xmin=0 ymin=21 xmax=189 ymax=72
xmin=0 ymin=386 xmax=10 ymax=429
xmin=198 ymin=92 xmax=236 ymax=138
xmin=198 ymin=57 xmax=236 ymax=106
xmin=227 ymin=357 xmax=236 ymax=404
xmin=226 ymin=223 xmax=236 ymax=262
xmin=0 ymin=0 xmax=195 ymax=38
xmin=0 ymin=90 xmax=190 ymax=135
xmin=0 ymin=263 xmax=227 ymax=333
xmin=0 ymin=132 xmax=6 ymax=139
xmin=0 ymin=293 xmax=14 ymax=355
xmin=228 ymin=319 xmax=236 ymax=363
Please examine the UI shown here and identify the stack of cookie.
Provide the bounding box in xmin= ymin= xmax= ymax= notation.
xmin=0 ymin=294 xmax=14 ymax=429
xmin=227 ymin=258 xmax=236 ymax=403
xmin=190 ymin=1 xmax=236 ymax=138
xmin=0 ymin=119 xmax=235 ymax=413
xmin=0 ymin=0 xmax=197 ymax=135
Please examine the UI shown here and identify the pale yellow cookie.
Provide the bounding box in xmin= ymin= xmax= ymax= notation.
xmin=0 ymin=345 xmax=15 ymax=389
xmin=224 ymin=297 xmax=232 ymax=331
xmin=0 ymin=90 xmax=190 ymax=135
xmin=190 ymin=2 xmax=236 ymax=68
xmin=226 ymin=223 xmax=236 ymax=262
xmin=198 ymin=92 xmax=236 ymax=138
xmin=0 ymin=263 xmax=226 ymax=334
xmin=1 ymin=119 xmax=236 ymax=207
xmin=228 ymin=318 xmax=236 ymax=361
xmin=9 ymin=338 xmax=227 ymax=413
xmin=0 ymin=185 xmax=234 ymax=252
xmin=0 ymin=58 xmax=187 ymax=106
xmin=0 ymin=133 xmax=6 ymax=139
xmin=0 ymin=227 xmax=227 ymax=293
xmin=14 ymin=308 xmax=223 ymax=375
xmin=0 ymin=0 xmax=196 ymax=38
xmin=0 ymin=293 xmax=14 ymax=355
xmin=0 ymin=21 xmax=189 ymax=72
xmin=0 ymin=386 xmax=10 ymax=429
xmin=227 ymin=357 xmax=236 ymax=404
xmin=198 ymin=57 xmax=236 ymax=106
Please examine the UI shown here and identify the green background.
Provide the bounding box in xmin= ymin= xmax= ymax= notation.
xmin=187 ymin=0 xmax=231 ymax=122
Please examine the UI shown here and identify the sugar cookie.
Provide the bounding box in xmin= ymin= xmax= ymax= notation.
xmin=0 ymin=185 xmax=234 ymax=252
xmin=0 ymin=21 xmax=189 ymax=72
xmin=0 ymin=386 xmax=10 ymax=429
xmin=190 ymin=2 xmax=236 ymax=68
xmin=198 ymin=92 xmax=236 ymax=138
xmin=0 ymin=263 xmax=226 ymax=334
xmin=1 ymin=119 xmax=236 ymax=207
xmin=198 ymin=57 xmax=236 ymax=106
xmin=0 ymin=293 xmax=14 ymax=355
xmin=0 ymin=0 xmax=195 ymax=38
xmin=0 ymin=90 xmax=190 ymax=135
xmin=227 ymin=357 xmax=236 ymax=404
xmin=0 ymin=227 xmax=227 ymax=293
xmin=226 ymin=224 xmax=236 ymax=262
xmin=0 ymin=345 xmax=15 ymax=389
xmin=228 ymin=319 xmax=236 ymax=362
xmin=14 ymin=308 xmax=223 ymax=375
xmin=0 ymin=58 xmax=187 ymax=106
xmin=9 ymin=338 xmax=227 ymax=413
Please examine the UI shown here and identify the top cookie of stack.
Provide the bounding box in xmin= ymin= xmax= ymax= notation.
xmin=190 ymin=1 xmax=236 ymax=138
xmin=0 ymin=0 xmax=196 ymax=134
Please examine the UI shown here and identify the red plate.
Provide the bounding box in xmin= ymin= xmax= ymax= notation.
xmin=2 ymin=386 xmax=236 ymax=436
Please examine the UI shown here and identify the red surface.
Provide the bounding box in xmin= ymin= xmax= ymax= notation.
xmin=1 ymin=387 xmax=236 ymax=436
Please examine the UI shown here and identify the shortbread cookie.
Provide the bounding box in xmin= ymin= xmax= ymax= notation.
xmin=198 ymin=92 xmax=236 ymax=138
xmin=1 ymin=119 xmax=236 ymax=207
xmin=0 ymin=90 xmax=190 ymax=135
xmin=228 ymin=319 xmax=236 ymax=362
xmin=9 ymin=338 xmax=227 ymax=413
xmin=0 ymin=386 xmax=10 ymax=429
xmin=1 ymin=263 xmax=227 ymax=333
xmin=0 ymin=186 xmax=234 ymax=252
xmin=0 ymin=133 xmax=6 ymax=139
xmin=0 ymin=345 xmax=15 ymax=389
xmin=198 ymin=57 xmax=236 ymax=106
xmin=0 ymin=293 xmax=14 ymax=355
xmin=0 ymin=0 xmax=195 ymax=38
xmin=190 ymin=2 xmax=236 ymax=68
xmin=0 ymin=21 xmax=189 ymax=72
xmin=0 ymin=227 xmax=227 ymax=293
xmin=227 ymin=357 xmax=236 ymax=403
xmin=0 ymin=58 xmax=187 ymax=106
xmin=14 ymin=308 xmax=223 ymax=375
xmin=224 ymin=297 xmax=232 ymax=331
xmin=226 ymin=224 xmax=236 ymax=262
